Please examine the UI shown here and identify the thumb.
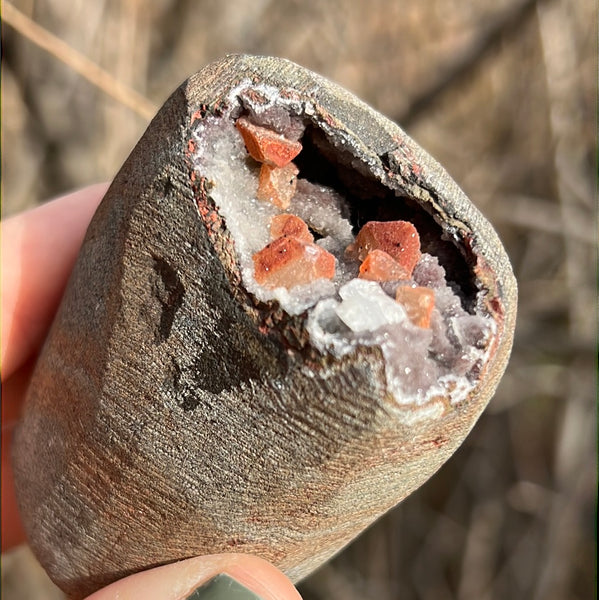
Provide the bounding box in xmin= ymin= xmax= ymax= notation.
xmin=85 ymin=554 xmax=302 ymax=600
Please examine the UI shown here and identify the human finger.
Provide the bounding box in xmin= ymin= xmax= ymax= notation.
xmin=85 ymin=554 xmax=302 ymax=600
xmin=1 ymin=183 xmax=109 ymax=380
xmin=1 ymin=360 xmax=36 ymax=551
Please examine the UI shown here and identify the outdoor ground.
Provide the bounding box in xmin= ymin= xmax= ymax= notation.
xmin=2 ymin=0 xmax=596 ymax=599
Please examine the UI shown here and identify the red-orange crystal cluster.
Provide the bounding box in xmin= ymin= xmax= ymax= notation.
xmin=238 ymin=117 xmax=336 ymax=289
xmin=349 ymin=221 xmax=421 ymax=274
xmin=237 ymin=117 xmax=302 ymax=210
xmin=348 ymin=221 xmax=434 ymax=328
xmin=236 ymin=118 xmax=436 ymax=326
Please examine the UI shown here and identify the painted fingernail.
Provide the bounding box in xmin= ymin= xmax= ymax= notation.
xmin=185 ymin=574 xmax=265 ymax=600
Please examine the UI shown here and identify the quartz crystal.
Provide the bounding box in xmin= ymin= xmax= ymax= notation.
xmin=349 ymin=220 xmax=421 ymax=275
xmin=257 ymin=163 xmax=299 ymax=209
xmin=358 ymin=249 xmax=410 ymax=282
xmin=270 ymin=214 xmax=314 ymax=243
xmin=236 ymin=117 xmax=302 ymax=167
xmin=395 ymin=285 xmax=436 ymax=328
xmin=252 ymin=236 xmax=335 ymax=288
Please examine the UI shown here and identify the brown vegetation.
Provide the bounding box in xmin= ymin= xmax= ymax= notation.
xmin=2 ymin=1 xmax=595 ymax=598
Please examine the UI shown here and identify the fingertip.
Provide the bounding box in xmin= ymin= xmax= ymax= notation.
xmin=221 ymin=555 xmax=303 ymax=600
xmin=86 ymin=554 xmax=302 ymax=600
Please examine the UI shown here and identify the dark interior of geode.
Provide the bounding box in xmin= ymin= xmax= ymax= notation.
xmin=294 ymin=124 xmax=478 ymax=311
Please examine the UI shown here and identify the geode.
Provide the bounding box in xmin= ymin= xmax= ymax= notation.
xmin=12 ymin=55 xmax=517 ymax=599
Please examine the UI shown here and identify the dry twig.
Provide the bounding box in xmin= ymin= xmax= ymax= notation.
xmin=2 ymin=2 xmax=157 ymax=120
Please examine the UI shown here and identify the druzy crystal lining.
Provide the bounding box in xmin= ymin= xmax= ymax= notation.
xmin=191 ymin=83 xmax=494 ymax=413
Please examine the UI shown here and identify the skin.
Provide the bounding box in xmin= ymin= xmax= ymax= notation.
xmin=1 ymin=184 xmax=301 ymax=600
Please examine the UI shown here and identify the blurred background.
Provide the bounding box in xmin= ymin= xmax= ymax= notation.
xmin=1 ymin=0 xmax=596 ymax=598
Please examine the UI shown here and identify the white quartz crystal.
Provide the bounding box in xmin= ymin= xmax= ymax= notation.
xmin=335 ymin=280 xmax=408 ymax=332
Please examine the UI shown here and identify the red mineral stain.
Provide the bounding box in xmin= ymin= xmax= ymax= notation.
xmin=349 ymin=221 xmax=421 ymax=276
xmin=236 ymin=117 xmax=302 ymax=167
xmin=257 ymin=163 xmax=299 ymax=209
xmin=395 ymin=286 xmax=435 ymax=329
xmin=190 ymin=108 xmax=204 ymax=124
xmin=358 ymin=249 xmax=410 ymax=281
xmin=270 ymin=214 xmax=313 ymax=243
xmin=253 ymin=236 xmax=335 ymax=289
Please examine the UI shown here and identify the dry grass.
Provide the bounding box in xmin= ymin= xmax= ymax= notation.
xmin=1 ymin=0 xmax=596 ymax=598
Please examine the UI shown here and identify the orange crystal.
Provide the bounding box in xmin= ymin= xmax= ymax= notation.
xmin=349 ymin=221 xmax=421 ymax=276
xmin=236 ymin=117 xmax=302 ymax=167
xmin=395 ymin=286 xmax=435 ymax=328
xmin=257 ymin=163 xmax=299 ymax=209
xmin=358 ymin=249 xmax=410 ymax=281
xmin=270 ymin=214 xmax=314 ymax=243
xmin=253 ymin=236 xmax=335 ymax=289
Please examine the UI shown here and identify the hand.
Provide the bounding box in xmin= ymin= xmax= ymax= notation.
xmin=84 ymin=556 xmax=301 ymax=600
xmin=1 ymin=185 xmax=301 ymax=600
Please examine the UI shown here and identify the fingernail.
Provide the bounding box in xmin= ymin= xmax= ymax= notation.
xmin=184 ymin=574 xmax=265 ymax=599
